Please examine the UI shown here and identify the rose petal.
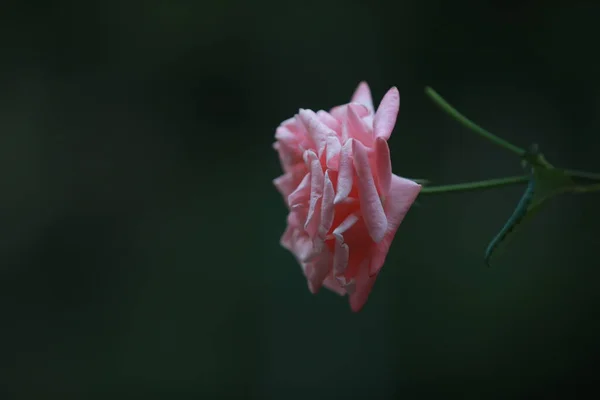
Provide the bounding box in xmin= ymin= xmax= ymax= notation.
xmin=352 ymin=140 xmax=388 ymax=243
xmin=330 ymin=102 xmax=370 ymax=122
xmin=351 ymin=81 xmax=375 ymax=113
xmin=332 ymin=231 xmax=349 ymax=277
xmin=319 ymin=171 xmax=335 ymax=238
xmin=303 ymin=150 xmax=324 ymax=237
xmin=299 ymin=109 xmax=334 ymax=158
xmin=306 ymin=252 xmax=332 ymax=294
xmin=325 ymin=135 xmax=341 ymax=170
xmin=287 ymin=173 xmax=311 ymax=209
xmin=375 ymin=137 xmax=392 ymax=198
xmin=347 ymin=104 xmax=372 ymax=146
xmin=274 ymin=126 xmax=296 ymax=143
xmin=349 ymin=259 xmax=377 ymax=312
xmin=317 ymin=110 xmax=341 ymax=133
xmin=373 ymin=87 xmax=400 ymax=140
xmin=332 ymin=213 xmax=359 ymax=239
xmin=369 ymin=174 xmax=421 ymax=276
xmin=321 ymin=273 xmax=347 ymax=296
xmin=334 ymin=138 xmax=353 ymax=204
xmin=273 ymin=173 xmax=296 ymax=198
xmin=280 ymin=116 xmax=298 ymax=130
xmin=280 ymin=224 xmax=295 ymax=250
xmin=291 ymin=232 xmax=314 ymax=263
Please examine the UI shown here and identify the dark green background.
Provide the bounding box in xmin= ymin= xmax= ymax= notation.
xmin=1 ymin=0 xmax=599 ymax=398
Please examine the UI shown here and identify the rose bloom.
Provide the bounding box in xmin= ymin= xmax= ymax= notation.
xmin=273 ymin=82 xmax=421 ymax=312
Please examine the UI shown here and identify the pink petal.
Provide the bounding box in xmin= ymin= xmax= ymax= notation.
xmin=344 ymin=281 xmax=356 ymax=295
xmin=332 ymin=232 xmax=349 ymax=278
xmin=273 ymin=173 xmax=296 ymax=198
xmin=317 ymin=110 xmax=341 ymax=133
xmin=347 ymin=104 xmax=373 ymax=146
xmin=287 ymin=173 xmax=311 ymax=209
xmin=319 ymin=171 xmax=335 ymax=239
xmin=303 ymin=150 xmax=324 ymax=237
xmin=369 ymin=174 xmax=421 ymax=276
xmin=274 ymin=139 xmax=297 ymax=169
xmin=334 ymin=139 xmax=353 ymax=204
xmin=352 ymin=140 xmax=388 ymax=243
xmin=325 ymin=135 xmax=341 ymax=170
xmin=299 ymin=109 xmax=334 ymax=157
xmin=349 ymin=259 xmax=377 ymax=312
xmin=287 ymin=208 xmax=305 ymax=228
xmin=321 ymin=273 xmax=347 ymax=296
xmin=289 ymin=231 xmax=314 ymax=263
xmin=330 ymin=102 xmax=370 ymax=121
xmin=363 ymin=114 xmax=374 ymax=129
xmin=306 ymin=252 xmax=332 ymax=294
xmin=274 ymin=126 xmax=296 ymax=143
xmin=373 ymin=87 xmax=400 ymax=140
xmin=280 ymin=116 xmax=298 ymax=131
xmin=280 ymin=224 xmax=295 ymax=250
xmin=332 ymin=213 xmax=359 ymax=239
xmin=351 ymin=81 xmax=375 ymax=113
xmin=374 ymin=137 xmax=392 ymax=198
xmin=332 ymin=213 xmax=359 ymax=292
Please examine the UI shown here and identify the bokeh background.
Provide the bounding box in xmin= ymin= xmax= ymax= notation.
xmin=1 ymin=0 xmax=599 ymax=398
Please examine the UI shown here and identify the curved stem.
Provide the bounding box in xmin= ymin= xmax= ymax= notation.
xmin=419 ymin=175 xmax=529 ymax=195
xmin=564 ymin=169 xmax=600 ymax=182
xmin=407 ymin=178 xmax=431 ymax=185
xmin=425 ymin=87 xmax=526 ymax=157
xmin=571 ymin=183 xmax=600 ymax=194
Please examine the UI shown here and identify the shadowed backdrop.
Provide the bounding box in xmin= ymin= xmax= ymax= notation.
xmin=1 ymin=0 xmax=599 ymax=398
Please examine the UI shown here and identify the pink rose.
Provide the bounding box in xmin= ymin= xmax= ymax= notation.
xmin=273 ymin=82 xmax=421 ymax=312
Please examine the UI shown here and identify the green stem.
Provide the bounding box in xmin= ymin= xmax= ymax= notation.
xmin=425 ymin=87 xmax=526 ymax=157
xmin=407 ymin=178 xmax=430 ymax=185
xmin=564 ymin=169 xmax=600 ymax=182
xmin=419 ymin=175 xmax=529 ymax=195
xmin=570 ymin=183 xmax=600 ymax=194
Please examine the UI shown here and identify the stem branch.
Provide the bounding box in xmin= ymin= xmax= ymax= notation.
xmin=571 ymin=183 xmax=600 ymax=194
xmin=564 ymin=169 xmax=600 ymax=183
xmin=425 ymin=87 xmax=526 ymax=157
xmin=419 ymin=175 xmax=529 ymax=195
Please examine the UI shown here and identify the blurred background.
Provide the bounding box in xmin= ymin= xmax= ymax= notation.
xmin=1 ymin=0 xmax=599 ymax=398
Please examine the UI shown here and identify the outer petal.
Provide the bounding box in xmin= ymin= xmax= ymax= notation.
xmin=317 ymin=110 xmax=341 ymax=133
xmin=274 ymin=140 xmax=298 ymax=172
xmin=325 ymin=135 xmax=341 ymax=170
xmin=332 ymin=214 xmax=359 ymax=294
xmin=347 ymin=104 xmax=372 ymax=146
xmin=306 ymin=252 xmax=332 ymax=294
xmin=330 ymin=102 xmax=370 ymax=122
xmin=334 ymin=139 xmax=353 ymax=204
xmin=299 ymin=109 xmax=335 ymax=157
xmin=288 ymin=230 xmax=314 ymax=263
xmin=287 ymin=173 xmax=311 ymax=209
xmin=374 ymin=137 xmax=392 ymax=198
xmin=280 ymin=224 xmax=295 ymax=250
xmin=332 ymin=213 xmax=359 ymax=239
xmin=369 ymin=174 xmax=421 ymax=276
xmin=274 ymin=128 xmax=296 ymax=149
xmin=319 ymin=171 xmax=335 ymax=239
xmin=273 ymin=173 xmax=296 ymax=198
xmin=349 ymin=259 xmax=376 ymax=312
xmin=304 ymin=150 xmax=324 ymax=237
xmin=321 ymin=273 xmax=347 ymax=296
xmin=332 ymin=230 xmax=349 ymax=277
xmin=351 ymin=81 xmax=375 ymax=113
xmin=373 ymin=87 xmax=400 ymax=140
xmin=352 ymin=140 xmax=388 ymax=243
